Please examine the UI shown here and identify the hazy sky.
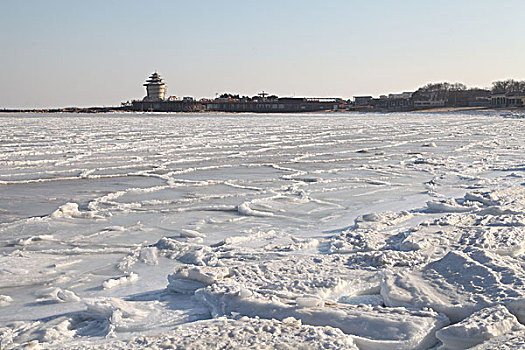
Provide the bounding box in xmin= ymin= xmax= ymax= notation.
xmin=1 ymin=0 xmax=525 ymax=108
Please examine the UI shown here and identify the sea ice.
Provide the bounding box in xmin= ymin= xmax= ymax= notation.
xmin=1 ymin=112 xmax=524 ymax=349
xmin=35 ymin=316 xmax=358 ymax=350
xmin=381 ymin=248 xmax=525 ymax=322
xmin=435 ymin=305 xmax=524 ymax=349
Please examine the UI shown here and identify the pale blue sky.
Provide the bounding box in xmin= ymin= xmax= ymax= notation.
xmin=1 ymin=0 xmax=524 ymax=108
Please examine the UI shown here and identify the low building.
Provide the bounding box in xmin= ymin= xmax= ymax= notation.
xmin=491 ymin=92 xmax=525 ymax=107
xmin=206 ymin=97 xmax=343 ymax=113
xmin=413 ymin=100 xmax=446 ymax=108
xmin=374 ymin=92 xmax=414 ymax=110
xmin=353 ymin=96 xmax=373 ymax=106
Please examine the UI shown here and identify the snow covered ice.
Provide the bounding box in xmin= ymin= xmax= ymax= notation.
xmin=0 ymin=111 xmax=524 ymax=349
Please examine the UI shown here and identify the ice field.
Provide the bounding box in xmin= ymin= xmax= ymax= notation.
xmin=0 ymin=111 xmax=524 ymax=349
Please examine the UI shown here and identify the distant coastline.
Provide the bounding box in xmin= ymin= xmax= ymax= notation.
xmin=1 ymin=106 xmax=524 ymax=115
xmin=3 ymin=77 xmax=525 ymax=114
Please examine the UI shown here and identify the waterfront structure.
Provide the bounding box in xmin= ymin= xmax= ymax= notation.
xmin=143 ymin=72 xmax=167 ymax=101
xmin=491 ymin=92 xmax=525 ymax=107
xmin=128 ymin=72 xmax=343 ymax=112
xmin=126 ymin=71 xmax=344 ymax=112
xmin=131 ymin=72 xmax=204 ymax=112
xmin=353 ymin=96 xmax=373 ymax=107
xmin=206 ymin=97 xmax=343 ymax=113
xmin=352 ymin=93 xmax=414 ymax=110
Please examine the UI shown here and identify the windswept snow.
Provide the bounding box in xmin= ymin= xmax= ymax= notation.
xmin=0 ymin=111 xmax=524 ymax=349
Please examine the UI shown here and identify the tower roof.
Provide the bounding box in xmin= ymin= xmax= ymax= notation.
xmin=144 ymin=72 xmax=165 ymax=86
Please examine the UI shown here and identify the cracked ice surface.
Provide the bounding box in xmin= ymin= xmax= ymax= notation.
xmin=0 ymin=111 xmax=525 ymax=349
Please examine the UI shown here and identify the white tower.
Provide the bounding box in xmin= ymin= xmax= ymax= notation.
xmin=143 ymin=72 xmax=167 ymax=101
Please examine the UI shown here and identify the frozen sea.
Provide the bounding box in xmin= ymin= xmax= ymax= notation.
xmin=0 ymin=111 xmax=524 ymax=349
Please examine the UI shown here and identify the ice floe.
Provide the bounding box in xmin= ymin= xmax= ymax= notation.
xmin=435 ymin=305 xmax=524 ymax=349
xmin=381 ymin=248 xmax=525 ymax=322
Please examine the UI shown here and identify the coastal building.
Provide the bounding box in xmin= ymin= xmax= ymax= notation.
xmin=206 ymin=97 xmax=343 ymax=113
xmin=413 ymin=100 xmax=446 ymax=108
xmin=352 ymin=93 xmax=414 ymax=111
xmin=389 ymin=92 xmax=413 ymax=100
xmin=374 ymin=92 xmax=414 ymax=110
xmin=490 ymin=92 xmax=525 ymax=107
xmin=143 ymin=72 xmax=167 ymax=101
xmin=127 ymin=73 xmax=343 ymax=113
xmin=353 ymin=96 xmax=373 ymax=107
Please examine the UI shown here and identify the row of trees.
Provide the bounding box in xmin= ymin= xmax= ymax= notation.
xmin=411 ymin=79 xmax=525 ymax=107
xmin=491 ymin=79 xmax=525 ymax=94
xmin=412 ymin=82 xmax=490 ymax=106
xmin=415 ymin=80 xmax=525 ymax=94
xmin=218 ymin=93 xmax=279 ymax=101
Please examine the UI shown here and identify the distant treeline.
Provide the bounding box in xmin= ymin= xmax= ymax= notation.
xmin=217 ymin=80 xmax=525 ymax=103
xmin=218 ymin=93 xmax=279 ymax=101
xmin=490 ymin=79 xmax=525 ymax=94
xmin=416 ymin=79 xmax=525 ymax=95
xmin=410 ymin=79 xmax=525 ymax=106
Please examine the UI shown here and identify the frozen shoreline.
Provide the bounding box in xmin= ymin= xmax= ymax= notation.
xmin=0 ymin=111 xmax=524 ymax=349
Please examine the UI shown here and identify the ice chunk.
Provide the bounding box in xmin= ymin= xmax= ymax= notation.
xmin=237 ymin=201 xmax=274 ymax=217
xmin=69 ymin=298 xmax=151 ymax=337
xmin=197 ymin=284 xmax=449 ymax=350
xmin=426 ymin=199 xmax=474 ymax=213
xmin=154 ymin=237 xmax=218 ymax=266
xmin=436 ymin=305 xmax=524 ymax=349
xmin=102 ymin=272 xmax=138 ymax=289
xmin=50 ymin=202 xmax=82 ymax=218
xmin=0 ymin=294 xmax=13 ymax=306
xmin=38 ymin=288 xmax=81 ymax=303
xmin=49 ymin=202 xmax=102 ymax=219
xmin=167 ymin=265 xmax=230 ymax=294
xmin=381 ymin=249 xmax=525 ymax=322
xmin=296 ymin=295 xmax=324 ymax=308
xmin=180 ymin=229 xmax=205 ymax=238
